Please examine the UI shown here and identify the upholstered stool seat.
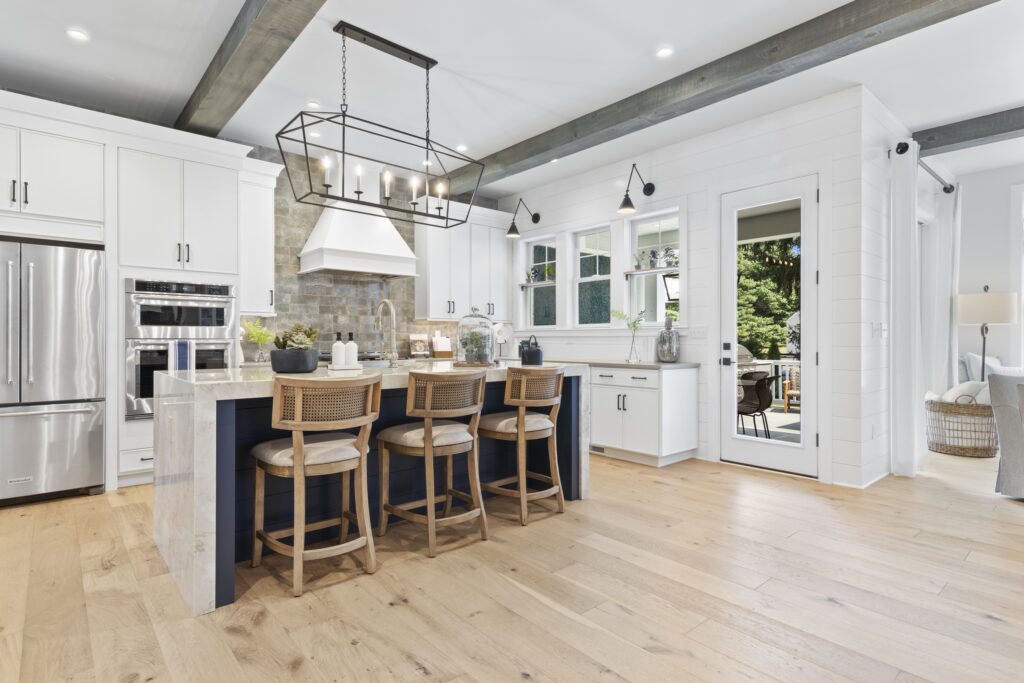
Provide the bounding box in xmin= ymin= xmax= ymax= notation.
xmin=252 ymin=432 xmax=359 ymax=467
xmin=479 ymin=411 xmax=554 ymax=434
xmin=376 ymin=420 xmax=473 ymax=448
xmin=377 ymin=370 xmax=489 ymax=558
xmin=479 ymin=366 xmax=566 ymax=526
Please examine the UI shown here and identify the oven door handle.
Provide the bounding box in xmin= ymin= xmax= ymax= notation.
xmin=129 ymin=293 xmax=236 ymax=306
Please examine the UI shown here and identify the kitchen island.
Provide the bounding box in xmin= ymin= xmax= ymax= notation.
xmin=152 ymin=361 xmax=589 ymax=616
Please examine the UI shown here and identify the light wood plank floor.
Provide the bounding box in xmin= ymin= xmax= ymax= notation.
xmin=1 ymin=453 xmax=1022 ymax=682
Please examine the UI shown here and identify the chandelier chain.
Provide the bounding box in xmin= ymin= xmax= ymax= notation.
xmin=340 ymin=32 xmax=348 ymax=113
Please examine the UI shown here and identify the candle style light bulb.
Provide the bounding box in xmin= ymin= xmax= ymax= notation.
xmin=383 ymin=169 xmax=392 ymax=199
xmin=355 ymin=165 xmax=363 ymax=194
xmin=410 ymin=177 xmax=419 ymax=205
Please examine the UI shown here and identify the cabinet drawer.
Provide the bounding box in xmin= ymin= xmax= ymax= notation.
xmin=590 ymin=367 xmax=660 ymax=389
xmin=120 ymin=448 xmax=155 ymax=474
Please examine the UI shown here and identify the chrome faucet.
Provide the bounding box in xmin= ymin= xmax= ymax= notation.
xmin=375 ymin=298 xmax=399 ymax=368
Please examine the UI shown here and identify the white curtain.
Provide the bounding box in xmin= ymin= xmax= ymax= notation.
xmin=919 ymin=185 xmax=962 ymax=395
xmin=891 ymin=143 xmax=922 ymax=476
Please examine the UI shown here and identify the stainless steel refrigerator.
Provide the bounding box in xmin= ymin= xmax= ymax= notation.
xmin=0 ymin=239 xmax=104 ymax=501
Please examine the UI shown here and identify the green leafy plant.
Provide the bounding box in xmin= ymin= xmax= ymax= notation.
xmin=612 ymin=309 xmax=646 ymax=363
xmin=460 ymin=330 xmax=490 ymax=364
xmin=665 ymin=308 xmax=679 ymax=323
xmin=634 ymin=249 xmax=646 ymax=270
xmin=242 ymin=319 xmax=274 ymax=347
xmin=274 ymin=323 xmax=319 ymax=350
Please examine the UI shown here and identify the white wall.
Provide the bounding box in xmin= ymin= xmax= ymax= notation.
xmin=500 ymin=86 xmax=900 ymax=486
xmin=956 ymin=164 xmax=1024 ymax=366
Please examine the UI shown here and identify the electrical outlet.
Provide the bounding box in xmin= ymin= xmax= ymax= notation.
xmin=689 ymin=324 xmax=708 ymax=339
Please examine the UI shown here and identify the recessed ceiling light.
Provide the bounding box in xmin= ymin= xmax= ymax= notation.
xmin=306 ymin=99 xmax=321 ymax=109
xmin=455 ymin=144 xmax=467 ymax=153
xmin=656 ymin=46 xmax=674 ymax=59
xmin=66 ymin=27 xmax=90 ymax=42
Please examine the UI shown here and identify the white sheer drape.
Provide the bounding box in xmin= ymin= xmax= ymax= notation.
xmin=919 ymin=186 xmax=962 ymax=396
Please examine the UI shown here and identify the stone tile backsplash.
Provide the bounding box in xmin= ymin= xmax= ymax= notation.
xmin=241 ymin=152 xmax=456 ymax=361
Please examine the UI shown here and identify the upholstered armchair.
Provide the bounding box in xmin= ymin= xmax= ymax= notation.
xmin=987 ymin=370 xmax=1024 ymax=497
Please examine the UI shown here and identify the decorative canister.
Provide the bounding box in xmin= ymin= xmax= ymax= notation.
xmin=656 ymin=317 xmax=680 ymax=362
xmin=457 ymin=306 xmax=495 ymax=365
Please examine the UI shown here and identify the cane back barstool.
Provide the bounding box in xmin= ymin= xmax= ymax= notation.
xmin=376 ymin=370 xmax=489 ymax=557
xmin=251 ymin=374 xmax=381 ymax=596
xmin=478 ymin=366 xmax=565 ymax=525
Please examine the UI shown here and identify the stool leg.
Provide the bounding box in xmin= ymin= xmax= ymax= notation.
xmin=340 ymin=470 xmax=351 ymax=543
xmin=424 ymin=449 xmax=438 ymax=557
xmin=517 ymin=435 xmax=529 ymax=526
xmin=293 ymin=469 xmax=306 ymax=597
xmin=251 ymin=466 xmax=265 ymax=567
xmin=548 ymin=434 xmax=565 ymax=513
xmin=377 ymin=446 xmax=390 ymax=537
xmin=467 ymin=439 xmax=488 ymax=541
xmin=354 ymin=457 xmax=377 ymax=574
xmin=442 ymin=454 xmax=454 ymax=518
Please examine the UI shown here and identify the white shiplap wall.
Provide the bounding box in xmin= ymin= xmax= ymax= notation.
xmin=500 ymin=86 xmax=899 ymax=486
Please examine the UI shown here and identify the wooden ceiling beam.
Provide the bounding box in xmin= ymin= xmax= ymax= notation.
xmin=448 ymin=0 xmax=998 ymax=194
xmin=175 ymin=0 xmax=326 ymax=136
xmin=915 ymin=105 xmax=1024 ymax=156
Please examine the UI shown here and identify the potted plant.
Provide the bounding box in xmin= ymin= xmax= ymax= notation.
xmin=270 ymin=323 xmax=320 ymax=373
xmin=634 ymin=249 xmax=645 ymax=270
xmin=612 ymin=309 xmax=646 ymax=364
xmin=460 ymin=329 xmax=492 ymax=365
xmin=241 ymin=318 xmax=275 ymax=363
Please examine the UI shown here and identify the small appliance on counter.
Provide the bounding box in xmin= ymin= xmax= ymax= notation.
xmin=520 ymin=335 xmax=543 ymax=365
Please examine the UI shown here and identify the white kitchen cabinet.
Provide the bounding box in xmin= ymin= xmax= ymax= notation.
xmin=590 ymin=365 xmax=698 ymax=466
xmin=415 ymin=204 xmax=514 ymax=322
xmin=118 ymin=150 xmax=239 ymax=274
xmin=19 ymin=130 xmax=104 ymax=222
xmin=183 ymin=161 xmax=238 ymax=274
xmin=119 ymin=149 xmax=184 ymax=270
xmin=0 ymin=126 xmax=17 ymax=212
xmin=238 ymin=176 xmax=277 ymax=316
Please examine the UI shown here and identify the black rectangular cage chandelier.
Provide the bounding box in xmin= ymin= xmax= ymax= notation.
xmin=276 ymin=21 xmax=485 ymax=229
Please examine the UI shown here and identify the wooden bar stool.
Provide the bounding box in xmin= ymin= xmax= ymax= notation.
xmin=251 ymin=374 xmax=381 ymax=596
xmin=479 ymin=366 xmax=565 ymax=525
xmin=376 ymin=370 xmax=488 ymax=557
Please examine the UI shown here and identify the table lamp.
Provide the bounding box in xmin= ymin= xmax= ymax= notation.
xmin=958 ymin=287 xmax=1019 ymax=380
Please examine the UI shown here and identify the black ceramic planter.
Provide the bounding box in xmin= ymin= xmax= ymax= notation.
xmin=270 ymin=348 xmax=319 ymax=373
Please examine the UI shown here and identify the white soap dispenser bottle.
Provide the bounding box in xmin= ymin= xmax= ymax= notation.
xmin=344 ymin=332 xmax=358 ymax=367
xmin=331 ymin=332 xmax=346 ymax=369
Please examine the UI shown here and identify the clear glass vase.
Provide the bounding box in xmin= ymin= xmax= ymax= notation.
xmin=626 ymin=336 xmax=642 ymax=364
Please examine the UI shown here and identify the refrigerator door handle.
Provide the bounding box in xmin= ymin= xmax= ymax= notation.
xmin=0 ymin=407 xmax=94 ymax=418
xmin=5 ymin=260 xmax=12 ymax=385
xmin=26 ymin=261 xmax=33 ymax=384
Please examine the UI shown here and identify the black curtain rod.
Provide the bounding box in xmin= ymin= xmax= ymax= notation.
xmin=895 ymin=141 xmax=955 ymax=194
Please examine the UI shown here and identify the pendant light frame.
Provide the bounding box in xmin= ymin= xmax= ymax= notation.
xmin=276 ymin=20 xmax=485 ymax=229
xmin=618 ymin=163 xmax=655 ymax=214
xmin=506 ymin=198 xmax=540 ymax=239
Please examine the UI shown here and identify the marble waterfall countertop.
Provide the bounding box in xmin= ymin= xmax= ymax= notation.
xmin=152 ymin=360 xmax=590 ymax=616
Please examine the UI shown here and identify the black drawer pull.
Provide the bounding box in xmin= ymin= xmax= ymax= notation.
xmin=631 ymin=376 xmax=647 ymax=380
xmin=598 ymin=374 xmax=613 ymax=378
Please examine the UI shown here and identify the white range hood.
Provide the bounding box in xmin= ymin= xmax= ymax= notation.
xmin=299 ymin=155 xmax=417 ymax=277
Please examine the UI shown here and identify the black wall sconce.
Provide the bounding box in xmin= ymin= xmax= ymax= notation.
xmin=617 ymin=163 xmax=655 ymax=214
xmin=507 ymin=198 xmax=540 ymax=238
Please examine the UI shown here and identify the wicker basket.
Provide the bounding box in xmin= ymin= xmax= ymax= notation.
xmin=925 ymin=397 xmax=998 ymax=458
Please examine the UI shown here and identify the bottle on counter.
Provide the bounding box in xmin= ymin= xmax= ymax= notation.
xmin=344 ymin=332 xmax=358 ymax=366
xmin=656 ymin=316 xmax=680 ymax=362
xmin=332 ymin=332 xmax=346 ymax=369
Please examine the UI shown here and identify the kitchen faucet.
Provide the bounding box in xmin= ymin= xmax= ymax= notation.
xmin=375 ymin=298 xmax=399 ymax=368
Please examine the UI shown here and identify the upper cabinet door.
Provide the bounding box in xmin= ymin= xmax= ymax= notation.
xmin=0 ymin=126 xmax=18 ymax=213
xmin=449 ymin=222 xmax=472 ymax=318
xmin=469 ymin=224 xmax=490 ymax=314
xmin=238 ymin=180 xmax=276 ymax=316
xmin=183 ymin=162 xmax=238 ymax=274
xmin=20 ymin=130 xmax=103 ymax=222
xmin=489 ymin=227 xmax=510 ymax=322
xmin=118 ymin=149 xmax=183 ymax=270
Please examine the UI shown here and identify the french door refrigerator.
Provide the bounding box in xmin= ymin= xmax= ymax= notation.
xmin=0 ymin=239 xmax=104 ymax=502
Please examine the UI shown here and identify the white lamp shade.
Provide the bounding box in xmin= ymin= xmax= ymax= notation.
xmin=958 ymin=291 xmax=1019 ymax=325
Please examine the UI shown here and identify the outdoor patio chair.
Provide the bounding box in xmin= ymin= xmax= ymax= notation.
xmin=784 ymin=366 xmax=801 ymax=413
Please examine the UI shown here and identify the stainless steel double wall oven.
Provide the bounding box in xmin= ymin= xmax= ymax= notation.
xmin=124 ymin=279 xmax=237 ymax=419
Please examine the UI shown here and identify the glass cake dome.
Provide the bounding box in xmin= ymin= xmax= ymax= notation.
xmin=457 ymin=306 xmax=495 ymax=365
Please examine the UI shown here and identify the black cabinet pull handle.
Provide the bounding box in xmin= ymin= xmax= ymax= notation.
xmin=269 ymin=289 xmax=274 ymax=306
xmin=22 ymin=181 xmax=28 ymax=205
xmin=9 ymin=179 xmax=15 ymax=204
xmin=185 ymin=244 xmax=191 ymax=263
xmin=599 ymin=374 xmax=613 ymax=378
xmin=631 ymin=376 xmax=647 ymax=381
xmin=140 ymin=456 xmax=154 ymax=462
xmin=622 ymin=394 xmax=627 ymax=411
xmin=176 ymin=243 xmax=182 ymax=262
xmin=616 ymin=393 xmax=621 ymax=410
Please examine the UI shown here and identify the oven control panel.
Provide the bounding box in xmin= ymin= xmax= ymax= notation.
xmin=130 ymin=280 xmax=233 ymax=296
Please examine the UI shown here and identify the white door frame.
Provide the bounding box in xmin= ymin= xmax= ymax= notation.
xmin=700 ymin=156 xmax=833 ymax=482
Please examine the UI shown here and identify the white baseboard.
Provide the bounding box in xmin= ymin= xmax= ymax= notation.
xmin=590 ymin=446 xmax=696 ymax=468
xmin=117 ymin=471 xmax=154 ymax=488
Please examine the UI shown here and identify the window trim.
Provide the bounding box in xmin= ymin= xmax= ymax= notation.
xmin=626 ymin=208 xmax=682 ymax=327
xmin=523 ymin=236 xmax=559 ymax=328
xmin=573 ymin=225 xmax=613 ymax=328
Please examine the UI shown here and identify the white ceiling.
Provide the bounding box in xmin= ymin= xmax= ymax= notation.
xmin=0 ymin=0 xmax=245 ymax=124
xmin=930 ymin=137 xmax=1024 ymax=178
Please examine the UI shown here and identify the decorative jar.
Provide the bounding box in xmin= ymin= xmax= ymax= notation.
xmin=457 ymin=306 xmax=495 ymax=365
xmin=656 ymin=317 xmax=680 ymax=363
